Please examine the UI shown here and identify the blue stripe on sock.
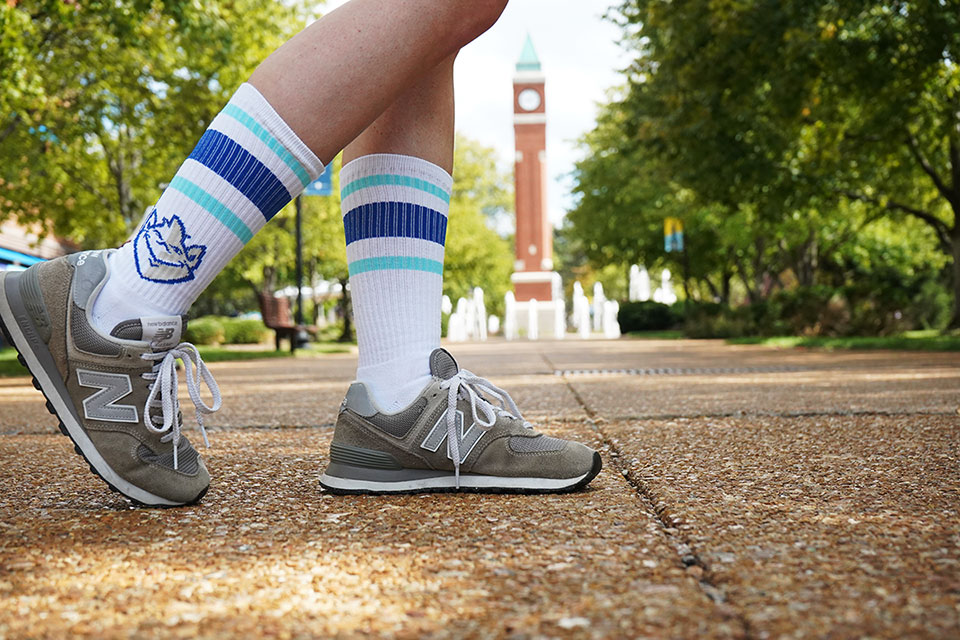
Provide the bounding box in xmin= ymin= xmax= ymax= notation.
xmin=221 ymin=104 xmax=312 ymax=188
xmin=341 ymin=174 xmax=451 ymax=203
xmin=343 ymin=202 xmax=447 ymax=246
xmin=168 ymin=176 xmax=254 ymax=243
xmin=188 ymin=130 xmax=292 ymax=220
xmin=348 ymin=256 xmax=444 ymax=275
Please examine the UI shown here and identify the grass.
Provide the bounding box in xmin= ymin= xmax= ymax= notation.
xmin=0 ymin=348 xmax=27 ymax=377
xmin=727 ymin=330 xmax=960 ymax=351
xmin=0 ymin=341 xmax=353 ymax=377
xmin=625 ymin=330 xmax=686 ymax=340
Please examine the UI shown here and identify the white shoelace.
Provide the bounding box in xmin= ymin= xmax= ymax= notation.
xmin=438 ymin=369 xmax=531 ymax=487
xmin=141 ymin=343 xmax=221 ymax=470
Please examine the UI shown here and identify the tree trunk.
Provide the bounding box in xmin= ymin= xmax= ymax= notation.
xmin=704 ymin=277 xmax=722 ymax=303
xmin=338 ymin=276 xmax=353 ymax=342
xmin=951 ymin=229 xmax=960 ymax=330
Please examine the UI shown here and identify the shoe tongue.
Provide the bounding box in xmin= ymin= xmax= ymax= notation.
xmin=429 ymin=348 xmax=460 ymax=380
xmin=110 ymin=315 xmax=185 ymax=350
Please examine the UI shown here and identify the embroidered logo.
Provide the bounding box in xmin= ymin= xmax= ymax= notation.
xmin=77 ymin=369 xmax=139 ymax=423
xmin=133 ymin=209 xmax=207 ymax=284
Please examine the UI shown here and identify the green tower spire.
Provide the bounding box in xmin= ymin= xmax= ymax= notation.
xmin=516 ymin=33 xmax=541 ymax=72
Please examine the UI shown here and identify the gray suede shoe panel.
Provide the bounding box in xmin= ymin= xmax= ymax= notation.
xmin=323 ymin=348 xmax=601 ymax=492
xmin=0 ymin=250 xmax=211 ymax=506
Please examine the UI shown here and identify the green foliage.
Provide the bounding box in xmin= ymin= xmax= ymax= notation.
xmin=568 ymin=0 xmax=960 ymax=331
xmin=184 ymin=317 xmax=225 ymax=346
xmin=618 ymin=301 xmax=678 ymax=333
xmin=444 ymin=135 xmax=514 ymax=319
xmin=185 ymin=316 xmax=268 ymax=345
xmin=727 ymin=331 xmax=960 ymax=352
xmin=0 ymin=347 xmax=28 ymax=377
xmin=222 ymin=318 xmax=268 ymax=344
xmin=0 ymin=0 xmax=308 ymax=246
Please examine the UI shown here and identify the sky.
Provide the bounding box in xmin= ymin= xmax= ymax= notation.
xmin=324 ymin=0 xmax=630 ymax=228
xmin=454 ymin=0 xmax=629 ymax=227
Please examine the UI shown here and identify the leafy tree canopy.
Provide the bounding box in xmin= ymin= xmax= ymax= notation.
xmin=0 ymin=0 xmax=307 ymax=246
xmin=568 ymin=0 xmax=960 ymax=329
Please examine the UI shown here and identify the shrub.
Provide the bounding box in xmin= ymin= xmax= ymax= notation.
xmin=185 ymin=317 xmax=225 ymax=345
xmin=683 ymin=304 xmax=755 ymax=339
xmin=222 ymin=317 xmax=268 ymax=344
xmin=766 ymin=286 xmax=840 ymax=335
xmin=618 ymin=301 xmax=680 ymax=332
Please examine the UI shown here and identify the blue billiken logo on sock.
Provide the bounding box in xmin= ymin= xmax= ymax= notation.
xmin=133 ymin=209 xmax=207 ymax=284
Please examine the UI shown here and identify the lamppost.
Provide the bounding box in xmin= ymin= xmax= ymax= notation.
xmin=294 ymin=195 xmax=310 ymax=349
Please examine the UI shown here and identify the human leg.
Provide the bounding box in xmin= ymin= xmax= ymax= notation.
xmin=339 ymin=55 xmax=455 ymax=412
xmin=94 ymin=0 xmax=507 ymax=330
xmin=0 ymin=0 xmax=508 ymax=506
xmin=321 ymin=48 xmax=602 ymax=494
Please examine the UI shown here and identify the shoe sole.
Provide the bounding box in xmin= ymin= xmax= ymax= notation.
xmin=0 ymin=271 xmax=205 ymax=508
xmin=319 ymin=451 xmax=602 ymax=495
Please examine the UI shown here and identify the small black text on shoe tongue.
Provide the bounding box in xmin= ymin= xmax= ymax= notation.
xmin=143 ymin=316 xmax=182 ymax=349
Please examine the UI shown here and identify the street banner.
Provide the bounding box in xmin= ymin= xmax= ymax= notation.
xmin=664 ymin=217 xmax=684 ymax=252
xmin=304 ymin=165 xmax=333 ymax=196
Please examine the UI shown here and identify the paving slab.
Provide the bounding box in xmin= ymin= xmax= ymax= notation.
xmin=559 ymin=340 xmax=960 ymax=419
xmin=601 ymin=414 xmax=960 ymax=638
xmin=568 ymin=365 xmax=960 ymax=419
xmin=2 ymin=337 xmax=958 ymax=638
xmin=0 ymin=345 xmax=583 ymax=434
xmin=0 ymin=422 xmax=741 ymax=639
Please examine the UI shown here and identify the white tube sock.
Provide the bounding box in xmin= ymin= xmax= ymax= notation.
xmin=91 ymin=84 xmax=323 ymax=333
xmin=341 ymin=154 xmax=453 ymax=411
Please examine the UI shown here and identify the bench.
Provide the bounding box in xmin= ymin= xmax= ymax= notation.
xmin=256 ymin=292 xmax=316 ymax=353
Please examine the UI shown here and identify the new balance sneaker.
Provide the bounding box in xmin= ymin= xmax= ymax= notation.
xmin=320 ymin=349 xmax=602 ymax=494
xmin=0 ymin=250 xmax=220 ymax=506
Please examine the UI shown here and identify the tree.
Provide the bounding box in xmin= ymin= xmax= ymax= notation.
xmin=611 ymin=0 xmax=960 ymax=325
xmin=445 ymin=135 xmax=514 ymax=318
xmin=568 ymin=76 xmax=949 ymax=332
xmin=0 ymin=0 xmax=307 ymax=247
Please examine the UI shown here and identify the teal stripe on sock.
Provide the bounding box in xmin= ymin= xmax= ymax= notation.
xmin=169 ymin=176 xmax=254 ymax=244
xmin=348 ymin=256 xmax=444 ymax=275
xmin=341 ymin=174 xmax=451 ymax=203
xmin=222 ymin=104 xmax=311 ymax=188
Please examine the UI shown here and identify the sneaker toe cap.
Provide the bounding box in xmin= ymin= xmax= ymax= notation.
xmin=473 ymin=434 xmax=598 ymax=480
xmin=87 ymin=431 xmax=210 ymax=505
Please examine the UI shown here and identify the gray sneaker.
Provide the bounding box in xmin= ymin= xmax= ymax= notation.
xmin=0 ymin=250 xmax=220 ymax=506
xmin=320 ymin=349 xmax=602 ymax=494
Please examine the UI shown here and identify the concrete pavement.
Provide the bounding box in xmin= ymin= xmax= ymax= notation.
xmin=0 ymin=338 xmax=958 ymax=638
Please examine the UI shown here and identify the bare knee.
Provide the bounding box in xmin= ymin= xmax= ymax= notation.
xmin=441 ymin=0 xmax=510 ymax=50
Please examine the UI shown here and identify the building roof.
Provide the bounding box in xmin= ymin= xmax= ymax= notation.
xmin=516 ymin=33 xmax=541 ymax=72
xmin=0 ymin=218 xmax=73 ymax=266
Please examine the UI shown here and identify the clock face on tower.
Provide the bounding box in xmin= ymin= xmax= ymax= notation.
xmin=518 ymin=88 xmax=542 ymax=112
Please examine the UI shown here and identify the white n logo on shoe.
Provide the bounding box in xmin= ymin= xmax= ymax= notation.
xmin=77 ymin=370 xmax=139 ymax=423
xmin=420 ymin=409 xmax=485 ymax=461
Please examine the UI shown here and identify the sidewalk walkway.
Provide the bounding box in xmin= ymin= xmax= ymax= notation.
xmin=1 ymin=339 xmax=957 ymax=638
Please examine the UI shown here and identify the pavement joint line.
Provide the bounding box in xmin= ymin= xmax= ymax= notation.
xmin=553 ymin=365 xmax=807 ymax=377
xmin=603 ymin=409 xmax=959 ymax=421
xmin=539 ymin=350 xmax=756 ymax=640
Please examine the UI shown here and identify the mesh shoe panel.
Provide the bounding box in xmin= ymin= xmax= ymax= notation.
xmin=137 ymin=440 xmax=201 ymax=475
xmin=509 ymin=435 xmax=568 ymax=453
xmin=429 ymin=349 xmax=459 ymax=380
xmin=367 ymin=397 xmax=428 ymax=438
xmin=71 ymin=303 xmax=123 ymax=356
xmin=110 ymin=319 xmax=143 ymax=340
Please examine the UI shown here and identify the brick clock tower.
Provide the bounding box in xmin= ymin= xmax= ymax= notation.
xmin=510 ymin=35 xmax=563 ymax=337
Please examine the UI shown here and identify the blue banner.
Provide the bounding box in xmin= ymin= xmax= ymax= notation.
xmin=303 ymin=165 xmax=333 ymax=196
